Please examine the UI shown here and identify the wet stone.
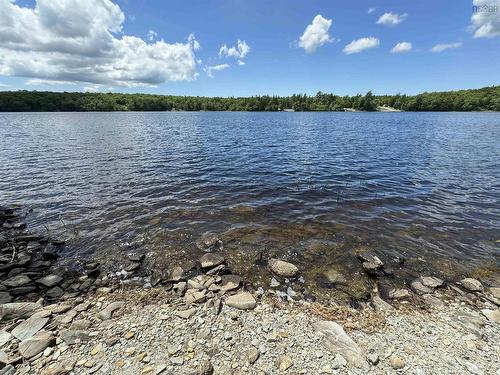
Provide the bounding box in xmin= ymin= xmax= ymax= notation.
xmin=2 ymin=274 xmax=31 ymax=288
xmin=36 ymin=275 xmax=63 ymax=288
xmin=199 ymin=253 xmax=225 ymax=268
xmin=420 ymin=276 xmax=444 ymax=288
xmin=220 ymin=274 xmax=241 ymax=291
xmin=461 ymin=278 xmax=483 ymax=292
xmin=410 ymin=279 xmax=434 ymax=295
xmin=268 ymin=259 xmax=299 ymax=278
xmin=45 ymin=287 xmax=64 ymax=299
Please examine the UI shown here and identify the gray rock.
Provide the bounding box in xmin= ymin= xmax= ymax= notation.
xmin=270 ymin=278 xmax=280 ymax=288
xmin=367 ymin=353 xmax=379 ymax=365
xmin=313 ymin=320 xmax=366 ymax=368
xmin=225 ymin=292 xmax=257 ymax=310
xmin=410 ymin=279 xmax=434 ymax=295
xmin=489 ymin=287 xmax=500 ymax=299
xmin=390 ymin=356 xmax=405 ymax=369
xmin=168 ymin=266 xmax=184 ymax=282
xmin=220 ymin=275 xmax=241 ymax=292
xmin=453 ymin=311 xmax=484 ymax=337
xmin=184 ymin=290 xmax=206 ymax=304
xmin=11 ymin=316 xmax=49 ymax=341
xmin=199 ymin=253 xmax=225 ymax=268
xmin=175 ymin=308 xmax=197 ymax=319
xmin=420 ymin=276 xmax=444 ymax=288
xmin=0 ymin=365 xmax=15 ymax=375
xmin=362 ymin=261 xmax=381 ymax=275
xmin=388 ymin=288 xmax=410 ymax=299
xmin=60 ymin=329 xmax=91 ymax=345
xmin=45 ymin=286 xmax=64 ymax=299
xmin=277 ymin=355 xmax=293 ymax=371
xmin=422 ymin=294 xmax=445 ymax=309
xmin=481 ymin=309 xmax=500 ymax=323
xmin=372 ymin=295 xmax=394 ymax=312
xmin=18 ymin=331 xmax=54 ymax=358
xmin=0 ymin=292 xmax=11 ymax=304
xmin=196 ymin=232 xmax=221 ymax=250
xmin=69 ymin=319 xmax=92 ymax=330
xmin=173 ymin=282 xmax=187 ymax=297
xmin=246 ymin=347 xmax=260 ymax=364
xmin=0 ymin=331 xmax=12 ymax=348
xmin=461 ymin=278 xmax=483 ymax=292
xmin=2 ymin=274 xmax=31 ymax=288
xmin=36 ymin=274 xmax=63 ymax=288
xmin=0 ymin=302 xmax=41 ymax=321
xmin=268 ymin=259 xmax=299 ymax=278
xmin=97 ymin=301 xmax=124 ymax=320
xmin=196 ymin=360 xmax=214 ymax=375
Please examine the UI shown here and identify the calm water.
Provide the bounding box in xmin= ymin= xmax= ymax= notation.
xmin=0 ymin=112 xmax=499 ymax=284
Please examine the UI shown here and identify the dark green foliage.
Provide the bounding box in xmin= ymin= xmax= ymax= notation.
xmin=0 ymin=86 xmax=498 ymax=112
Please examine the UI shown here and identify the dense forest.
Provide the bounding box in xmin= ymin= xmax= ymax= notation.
xmin=0 ymin=86 xmax=498 ymax=112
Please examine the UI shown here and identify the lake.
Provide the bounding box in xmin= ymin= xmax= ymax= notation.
xmin=0 ymin=112 xmax=499 ymax=294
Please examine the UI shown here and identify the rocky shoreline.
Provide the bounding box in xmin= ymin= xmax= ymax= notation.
xmin=1 ymin=206 xmax=499 ymax=374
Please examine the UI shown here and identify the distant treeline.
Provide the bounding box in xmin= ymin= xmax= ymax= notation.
xmin=0 ymin=86 xmax=498 ymax=112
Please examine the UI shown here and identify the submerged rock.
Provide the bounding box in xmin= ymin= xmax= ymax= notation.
xmin=268 ymin=259 xmax=299 ymax=278
xmin=199 ymin=253 xmax=225 ymax=269
xmin=220 ymin=275 xmax=241 ymax=292
xmin=410 ymin=279 xmax=434 ymax=295
xmin=196 ymin=232 xmax=222 ymax=251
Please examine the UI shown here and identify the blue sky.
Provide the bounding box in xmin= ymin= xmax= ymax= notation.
xmin=0 ymin=0 xmax=499 ymax=96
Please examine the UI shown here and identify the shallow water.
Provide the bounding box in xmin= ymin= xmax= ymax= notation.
xmin=0 ymin=112 xmax=499 ymax=286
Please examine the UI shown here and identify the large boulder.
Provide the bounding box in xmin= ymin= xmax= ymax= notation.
xmin=268 ymin=259 xmax=299 ymax=278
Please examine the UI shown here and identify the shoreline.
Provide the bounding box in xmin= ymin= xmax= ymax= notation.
xmin=1 ymin=206 xmax=499 ymax=374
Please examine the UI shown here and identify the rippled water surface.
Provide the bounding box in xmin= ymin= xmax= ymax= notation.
xmin=0 ymin=112 xmax=499 ymax=282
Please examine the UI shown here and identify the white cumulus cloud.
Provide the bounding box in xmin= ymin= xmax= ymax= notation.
xmin=430 ymin=42 xmax=462 ymax=52
xmin=377 ymin=12 xmax=407 ymax=26
xmin=0 ymin=0 xmax=200 ymax=87
xmin=391 ymin=42 xmax=412 ymax=53
xmin=343 ymin=37 xmax=380 ymax=54
xmin=368 ymin=7 xmax=376 ymax=14
xmin=298 ymin=14 xmax=333 ymax=53
xmin=204 ymin=64 xmax=230 ymax=78
xmin=219 ymin=40 xmax=250 ymax=60
xmin=470 ymin=0 xmax=500 ymax=38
